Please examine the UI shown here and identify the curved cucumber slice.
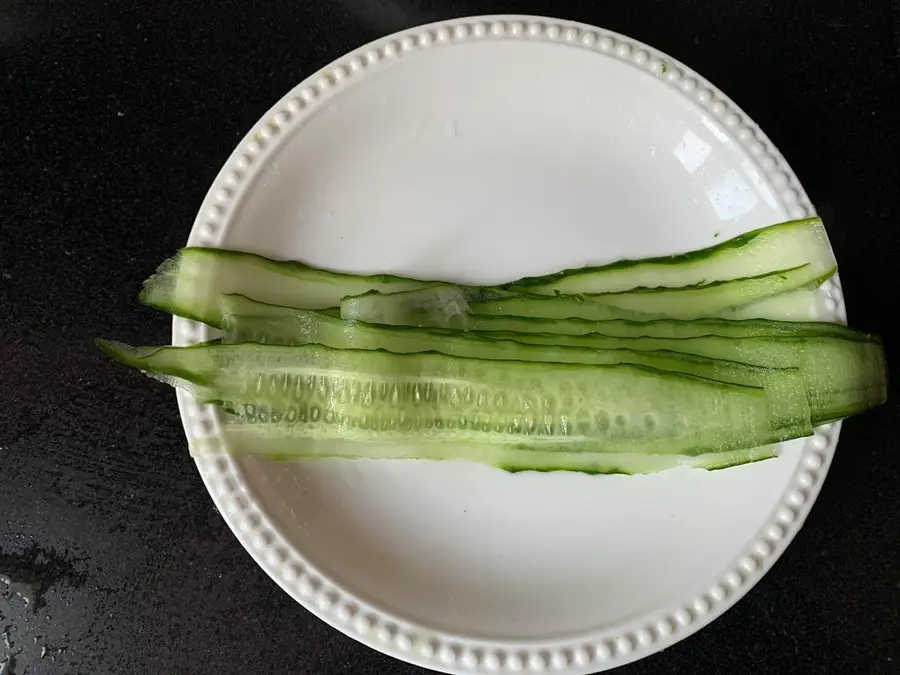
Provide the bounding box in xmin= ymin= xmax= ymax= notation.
xmin=340 ymin=286 xmax=646 ymax=325
xmin=510 ymin=217 xmax=835 ymax=294
xmin=96 ymin=340 xmax=791 ymax=455
xmin=224 ymin=290 xmax=870 ymax=340
xmin=720 ymin=287 xmax=831 ymax=321
xmin=341 ymin=265 xmax=836 ymax=325
xmin=220 ymin=302 xmax=811 ymax=435
xmin=139 ymin=247 xmax=433 ymax=327
xmin=476 ymin=266 xmax=836 ymax=320
xmin=226 ymin=291 xmax=861 ymax=339
xmin=487 ymin=332 xmax=887 ymax=425
xmin=139 ymin=218 xmax=835 ymax=327
xmin=458 ymin=313 xmax=864 ymax=341
xmin=191 ymin=426 xmax=778 ymax=474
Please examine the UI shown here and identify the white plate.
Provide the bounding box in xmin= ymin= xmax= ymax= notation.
xmin=174 ymin=15 xmax=845 ymax=674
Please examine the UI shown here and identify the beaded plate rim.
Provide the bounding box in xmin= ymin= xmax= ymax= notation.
xmin=172 ymin=14 xmax=844 ymax=675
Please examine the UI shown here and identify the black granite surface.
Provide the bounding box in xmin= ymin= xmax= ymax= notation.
xmin=1 ymin=1 xmax=898 ymax=673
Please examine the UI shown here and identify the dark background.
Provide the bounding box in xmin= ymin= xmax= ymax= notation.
xmin=1 ymin=1 xmax=898 ymax=673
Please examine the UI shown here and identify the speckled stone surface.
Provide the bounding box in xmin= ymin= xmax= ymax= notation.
xmin=1 ymin=1 xmax=898 ymax=674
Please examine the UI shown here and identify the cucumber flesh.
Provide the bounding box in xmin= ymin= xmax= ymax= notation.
xmin=340 ymin=264 xmax=836 ymax=325
xmin=510 ymin=217 xmax=835 ymax=294
xmin=222 ymin=292 xmax=867 ymax=341
xmin=339 ymin=285 xmax=623 ymax=327
xmin=485 ymin=332 xmax=887 ymax=425
xmin=191 ymin=426 xmax=778 ymax=474
xmin=458 ymin=313 xmax=863 ymax=340
xmin=477 ymin=265 xmax=836 ymax=320
xmin=339 ymin=286 xmax=638 ymax=325
xmin=224 ymin=288 xmax=872 ymax=342
xmin=142 ymin=218 xmax=835 ymax=327
xmin=139 ymin=247 xmax=432 ymax=328
xmin=220 ymin=303 xmax=812 ymax=435
xmin=720 ymin=288 xmax=831 ymax=321
xmin=96 ymin=340 xmax=792 ymax=455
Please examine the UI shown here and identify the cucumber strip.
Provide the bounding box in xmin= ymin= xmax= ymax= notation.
xmin=139 ymin=247 xmax=434 ymax=328
xmin=220 ymin=293 xmax=867 ymax=342
xmin=337 ymin=286 xmax=616 ymax=325
xmin=339 ymin=286 xmax=563 ymax=326
xmin=477 ymin=265 xmax=836 ymax=320
xmin=484 ymin=332 xmax=887 ymax=425
xmin=340 ymin=264 xmax=836 ymax=325
xmin=96 ymin=340 xmax=793 ymax=455
xmin=340 ymin=285 xmax=650 ymax=325
xmin=140 ymin=218 xmax=835 ymax=327
xmin=509 ymin=217 xmax=835 ymax=294
xmin=329 ymin=298 xmax=863 ymax=341
xmin=456 ymin=313 xmax=864 ymax=340
xmin=227 ymin=291 xmax=861 ymax=339
xmin=220 ymin=302 xmax=812 ymax=434
xmin=719 ymin=288 xmax=831 ymax=321
xmin=191 ymin=425 xmax=779 ymax=474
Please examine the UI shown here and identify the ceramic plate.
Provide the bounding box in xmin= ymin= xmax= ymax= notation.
xmin=174 ymin=15 xmax=844 ymax=674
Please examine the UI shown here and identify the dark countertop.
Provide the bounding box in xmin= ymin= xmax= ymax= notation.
xmin=1 ymin=1 xmax=898 ymax=673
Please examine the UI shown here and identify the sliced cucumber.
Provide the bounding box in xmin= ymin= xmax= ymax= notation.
xmin=222 ymin=293 xmax=864 ymax=341
xmin=340 ymin=264 xmax=835 ymax=325
xmin=509 ymin=217 xmax=835 ymax=294
xmin=96 ymin=340 xmax=793 ymax=455
xmin=220 ymin=301 xmax=811 ymax=434
xmin=340 ymin=285 xmax=650 ymax=325
xmin=339 ymin=286 xmax=554 ymax=326
xmin=139 ymin=247 xmax=433 ymax=328
xmin=457 ymin=313 xmax=862 ymax=341
xmin=191 ymin=425 xmax=778 ymax=474
xmin=139 ymin=218 xmax=837 ymax=327
xmin=100 ymin=214 xmax=887 ymax=476
xmin=478 ymin=266 xmax=836 ymax=320
xmin=720 ymin=287 xmax=831 ymax=321
xmin=486 ymin=331 xmax=887 ymax=425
